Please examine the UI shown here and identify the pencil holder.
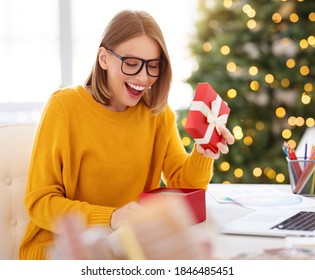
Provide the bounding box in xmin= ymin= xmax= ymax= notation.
xmin=287 ymin=157 xmax=315 ymax=196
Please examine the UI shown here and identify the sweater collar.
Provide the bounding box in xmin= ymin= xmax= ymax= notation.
xmin=77 ymin=85 xmax=139 ymax=122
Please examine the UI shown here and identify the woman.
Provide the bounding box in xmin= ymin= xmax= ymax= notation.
xmin=19 ymin=10 xmax=234 ymax=260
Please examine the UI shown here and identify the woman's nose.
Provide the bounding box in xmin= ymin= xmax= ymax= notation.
xmin=136 ymin=66 xmax=150 ymax=82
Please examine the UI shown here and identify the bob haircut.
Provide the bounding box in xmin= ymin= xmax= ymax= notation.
xmin=85 ymin=10 xmax=172 ymax=114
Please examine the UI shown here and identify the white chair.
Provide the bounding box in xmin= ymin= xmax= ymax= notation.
xmin=0 ymin=123 xmax=36 ymax=259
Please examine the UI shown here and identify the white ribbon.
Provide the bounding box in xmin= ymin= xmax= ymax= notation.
xmin=189 ymin=95 xmax=228 ymax=145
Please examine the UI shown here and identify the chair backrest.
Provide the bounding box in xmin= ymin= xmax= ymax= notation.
xmin=0 ymin=123 xmax=36 ymax=259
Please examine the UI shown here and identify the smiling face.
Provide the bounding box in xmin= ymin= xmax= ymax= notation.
xmin=98 ymin=35 xmax=161 ymax=112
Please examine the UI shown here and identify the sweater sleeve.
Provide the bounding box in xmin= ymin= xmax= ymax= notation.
xmin=25 ymin=94 xmax=116 ymax=233
xmin=161 ymin=106 xmax=214 ymax=190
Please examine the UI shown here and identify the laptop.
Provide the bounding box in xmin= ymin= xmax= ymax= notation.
xmin=219 ymin=208 xmax=315 ymax=237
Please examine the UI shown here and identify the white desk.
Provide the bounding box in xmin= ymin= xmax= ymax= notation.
xmin=205 ymin=184 xmax=294 ymax=259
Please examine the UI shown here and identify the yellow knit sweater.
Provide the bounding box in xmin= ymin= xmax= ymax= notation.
xmin=19 ymin=86 xmax=213 ymax=259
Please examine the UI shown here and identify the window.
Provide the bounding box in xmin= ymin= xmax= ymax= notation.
xmin=0 ymin=0 xmax=196 ymax=123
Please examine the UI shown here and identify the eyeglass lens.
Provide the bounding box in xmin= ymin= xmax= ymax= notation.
xmin=122 ymin=58 xmax=165 ymax=77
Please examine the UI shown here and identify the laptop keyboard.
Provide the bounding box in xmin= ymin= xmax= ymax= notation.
xmin=271 ymin=211 xmax=315 ymax=231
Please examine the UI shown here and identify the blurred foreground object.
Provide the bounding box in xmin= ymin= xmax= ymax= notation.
xmin=233 ymin=247 xmax=315 ymax=260
xmin=50 ymin=196 xmax=212 ymax=260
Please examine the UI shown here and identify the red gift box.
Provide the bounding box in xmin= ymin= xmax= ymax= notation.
xmin=139 ymin=188 xmax=206 ymax=224
xmin=184 ymin=82 xmax=230 ymax=153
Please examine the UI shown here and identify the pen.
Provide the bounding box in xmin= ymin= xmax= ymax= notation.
xmin=282 ymin=142 xmax=288 ymax=157
xmin=304 ymin=145 xmax=315 ymax=194
xmin=304 ymin=143 xmax=308 ymax=168
xmin=308 ymin=147 xmax=315 ymax=194
xmin=285 ymin=142 xmax=302 ymax=183
xmin=287 ymin=145 xmax=298 ymax=161
xmin=310 ymin=147 xmax=315 ymax=160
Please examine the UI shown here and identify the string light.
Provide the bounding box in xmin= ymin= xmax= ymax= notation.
xmin=247 ymin=9 xmax=256 ymax=18
xmin=265 ymin=74 xmax=275 ymax=84
xmin=288 ymin=116 xmax=296 ymax=127
xmin=286 ymin=58 xmax=295 ymax=68
xmin=223 ymin=0 xmax=233 ymax=9
xmin=243 ymin=4 xmax=256 ymax=18
xmin=226 ymin=61 xmax=237 ymax=72
xmin=299 ymin=39 xmax=308 ymax=49
xmin=234 ymin=168 xmax=244 ymax=178
xmin=181 ymin=118 xmax=187 ymax=126
xmin=243 ymin=136 xmax=253 ymax=146
xmin=275 ymin=107 xmax=286 ymax=118
xmin=282 ymin=129 xmax=292 ymax=139
xmin=227 ymin=88 xmax=237 ymax=99
xmin=247 ymin=19 xmax=256 ymax=29
xmin=289 ymin=13 xmax=299 ymax=23
xmin=296 ymin=117 xmax=305 ymax=126
xmin=250 ymin=80 xmax=260 ymax=91
xmin=301 ymin=92 xmax=311 ymax=104
xmin=181 ymin=136 xmax=191 ymax=147
xmin=264 ymin=168 xmax=276 ymax=179
xmin=220 ymin=162 xmax=230 ymax=172
xmin=272 ymin=13 xmax=282 ymax=23
xmin=287 ymin=116 xmax=306 ymax=127
xmin=249 ymin=66 xmax=258 ymax=76
xmin=256 ymin=121 xmax=265 ymax=131
xmin=222 ymin=181 xmax=231 ymax=184
xmin=243 ymin=4 xmax=252 ymax=14
xmin=253 ymin=167 xmax=262 ymax=177
xmin=276 ymin=173 xmax=285 ymax=183
xmin=308 ymin=35 xmax=315 ymax=47
xmin=220 ymin=45 xmax=230 ymax=55
xmin=287 ymin=140 xmax=297 ymax=149
xmin=306 ymin=118 xmax=315 ymax=127
xmin=233 ymin=126 xmax=243 ymax=140
xmin=281 ymin=78 xmax=290 ymax=88
xmin=300 ymin=65 xmax=310 ymax=76
xmin=203 ymin=42 xmax=212 ymax=52
xmin=304 ymin=83 xmax=313 ymax=92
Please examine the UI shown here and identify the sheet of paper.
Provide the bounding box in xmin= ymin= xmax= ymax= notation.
xmin=208 ymin=186 xmax=315 ymax=210
xmin=208 ymin=186 xmax=278 ymax=203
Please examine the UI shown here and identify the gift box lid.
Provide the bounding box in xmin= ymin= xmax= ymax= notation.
xmin=140 ymin=187 xmax=204 ymax=196
xmin=139 ymin=187 xmax=206 ymax=223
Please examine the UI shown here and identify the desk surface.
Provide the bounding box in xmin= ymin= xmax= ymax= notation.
xmin=206 ymin=184 xmax=296 ymax=259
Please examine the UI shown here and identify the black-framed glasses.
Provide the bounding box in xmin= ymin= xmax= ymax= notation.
xmin=107 ymin=48 xmax=166 ymax=78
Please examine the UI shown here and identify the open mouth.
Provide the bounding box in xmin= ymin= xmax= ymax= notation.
xmin=125 ymin=82 xmax=145 ymax=97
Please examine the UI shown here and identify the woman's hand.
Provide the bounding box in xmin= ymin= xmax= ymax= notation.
xmin=196 ymin=126 xmax=235 ymax=159
xmin=110 ymin=201 xmax=144 ymax=230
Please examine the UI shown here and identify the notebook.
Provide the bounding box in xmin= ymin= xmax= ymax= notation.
xmin=219 ymin=208 xmax=315 ymax=237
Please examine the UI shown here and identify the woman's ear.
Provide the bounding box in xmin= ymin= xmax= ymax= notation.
xmin=98 ymin=47 xmax=108 ymax=70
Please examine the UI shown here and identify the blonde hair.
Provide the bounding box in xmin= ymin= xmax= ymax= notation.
xmin=85 ymin=10 xmax=172 ymax=114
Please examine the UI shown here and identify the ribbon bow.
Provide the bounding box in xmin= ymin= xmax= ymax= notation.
xmin=189 ymin=96 xmax=228 ymax=145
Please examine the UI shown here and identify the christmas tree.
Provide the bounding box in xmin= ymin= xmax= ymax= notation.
xmin=177 ymin=0 xmax=315 ymax=184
